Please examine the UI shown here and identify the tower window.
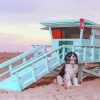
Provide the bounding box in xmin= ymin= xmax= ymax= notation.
xmin=83 ymin=27 xmax=91 ymax=39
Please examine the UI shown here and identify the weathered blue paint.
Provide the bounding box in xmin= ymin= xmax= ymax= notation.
xmin=0 ymin=45 xmax=100 ymax=92
xmin=41 ymin=18 xmax=100 ymax=49
xmin=41 ymin=18 xmax=100 ymax=62
xmin=1 ymin=18 xmax=100 ymax=92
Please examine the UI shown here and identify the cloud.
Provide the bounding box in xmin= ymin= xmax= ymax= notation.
xmin=0 ymin=32 xmax=21 ymax=45
xmin=0 ymin=0 xmax=38 ymax=13
xmin=0 ymin=23 xmax=51 ymax=46
xmin=0 ymin=0 xmax=100 ymax=23
xmin=0 ymin=0 xmax=100 ymax=52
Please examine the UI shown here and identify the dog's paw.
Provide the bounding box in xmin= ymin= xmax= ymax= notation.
xmin=53 ymin=79 xmax=57 ymax=84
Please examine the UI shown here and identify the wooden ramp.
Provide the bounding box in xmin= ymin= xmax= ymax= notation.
xmin=0 ymin=45 xmax=100 ymax=92
xmin=0 ymin=46 xmax=65 ymax=92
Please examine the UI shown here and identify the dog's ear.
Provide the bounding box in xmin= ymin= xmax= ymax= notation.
xmin=74 ymin=52 xmax=78 ymax=64
xmin=64 ymin=53 xmax=70 ymax=64
xmin=75 ymin=57 xmax=78 ymax=64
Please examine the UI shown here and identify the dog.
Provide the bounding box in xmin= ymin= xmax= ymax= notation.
xmin=56 ymin=52 xmax=79 ymax=87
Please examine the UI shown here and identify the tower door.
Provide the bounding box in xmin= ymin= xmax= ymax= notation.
xmin=59 ymin=41 xmax=73 ymax=53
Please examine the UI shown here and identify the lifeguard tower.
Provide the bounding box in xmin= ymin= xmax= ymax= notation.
xmin=0 ymin=18 xmax=100 ymax=92
xmin=41 ymin=18 xmax=100 ymax=82
xmin=41 ymin=18 xmax=100 ymax=62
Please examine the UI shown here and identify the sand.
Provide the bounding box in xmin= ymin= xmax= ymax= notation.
xmin=0 ymin=76 xmax=99 ymax=100
xmin=0 ymin=52 xmax=100 ymax=100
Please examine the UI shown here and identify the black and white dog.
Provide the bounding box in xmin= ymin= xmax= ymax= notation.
xmin=56 ymin=52 xmax=79 ymax=87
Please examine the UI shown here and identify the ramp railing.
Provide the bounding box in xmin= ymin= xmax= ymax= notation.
xmin=0 ymin=45 xmax=100 ymax=91
xmin=65 ymin=45 xmax=100 ymax=63
xmin=0 ymin=45 xmax=46 ymax=77
xmin=0 ymin=45 xmax=65 ymax=91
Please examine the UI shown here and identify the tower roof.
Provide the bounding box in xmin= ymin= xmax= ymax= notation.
xmin=40 ymin=18 xmax=100 ymax=28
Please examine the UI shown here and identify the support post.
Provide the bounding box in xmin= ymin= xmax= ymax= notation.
xmin=44 ymin=57 xmax=50 ymax=73
xmin=9 ymin=64 xmax=13 ymax=76
xmin=83 ymin=46 xmax=86 ymax=62
xmin=92 ymin=47 xmax=95 ymax=62
xmin=57 ymin=50 xmax=61 ymax=66
xmin=80 ymin=29 xmax=84 ymax=39
xmin=62 ymin=46 xmax=65 ymax=64
xmin=78 ymin=63 xmax=84 ymax=83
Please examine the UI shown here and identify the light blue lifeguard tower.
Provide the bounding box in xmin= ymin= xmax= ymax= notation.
xmin=0 ymin=18 xmax=100 ymax=92
xmin=41 ymin=18 xmax=100 ymax=62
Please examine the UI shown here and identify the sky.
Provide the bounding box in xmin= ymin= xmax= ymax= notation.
xmin=0 ymin=0 xmax=100 ymax=52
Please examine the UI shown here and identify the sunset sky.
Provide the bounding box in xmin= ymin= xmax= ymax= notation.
xmin=0 ymin=0 xmax=100 ymax=52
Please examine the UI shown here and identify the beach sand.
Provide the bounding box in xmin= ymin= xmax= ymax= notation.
xmin=0 ymin=52 xmax=100 ymax=100
xmin=0 ymin=76 xmax=100 ymax=100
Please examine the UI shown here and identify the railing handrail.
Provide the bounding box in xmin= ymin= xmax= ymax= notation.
xmin=0 ymin=45 xmax=64 ymax=77
xmin=1 ymin=45 xmax=100 ymax=76
xmin=0 ymin=45 xmax=44 ymax=68
xmin=6 ymin=45 xmax=65 ymax=74
xmin=64 ymin=45 xmax=100 ymax=48
xmin=12 ymin=45 xmax=100 ymax=74
xmin=1 ymin=45 xmax=100 ymax=69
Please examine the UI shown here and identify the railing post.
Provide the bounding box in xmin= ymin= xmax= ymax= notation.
xmin=16 ymin=72 xmax=22 ymax=91
xmin=34 ymin=51 xmax=38 ymax=57
xmin=57 ymin=50 xmax=61 ymax=66
xmin=9 ymin=64 xmax=13 ymax=76
xmin=43 ymin=45 xmax=46 ymax=53
xmin=32 ymin=64 xmax=37 ymax=82
xmin=44 ymin=56 xmax=49 ymax=73
xmin=72 ymin=45 xmax=75 ymax=52
xmin=99 ymin=48 xmax=100 ymax=61
xmin=23 ymin=58 xmax=26 ymax=63
xmin=62 ymin=46 xmax=65 ymax=64
xmin=83 ymin=46 xmax=86 ymax=62
xmin=92 ymin=47 xmax=95 ymax=62
xmin=78 ymin=63 xmax=83 ymax=83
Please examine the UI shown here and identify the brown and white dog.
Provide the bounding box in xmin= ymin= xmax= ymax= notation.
xmin=56 ymin=52 xmax=79 ymax=87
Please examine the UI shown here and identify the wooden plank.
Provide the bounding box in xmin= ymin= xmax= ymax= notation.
xmin=82 ymin=68 xmax=100 ymax=77
xmin=82 ymin=67 xmax=98 ymax=80
xmin=85 ymin=63 xmax=99 ymax=68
